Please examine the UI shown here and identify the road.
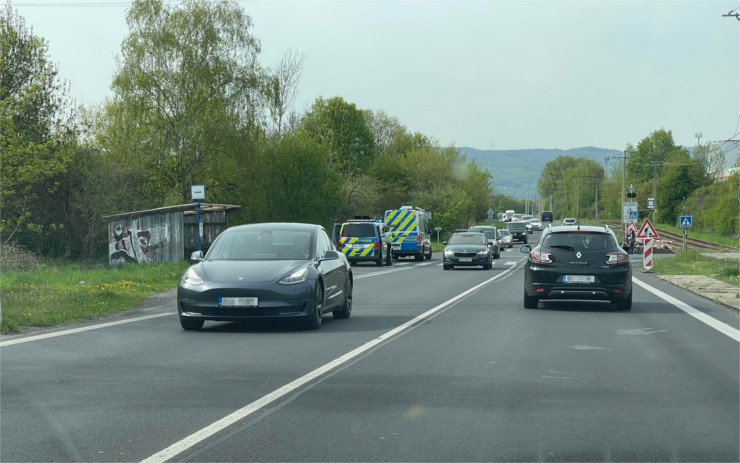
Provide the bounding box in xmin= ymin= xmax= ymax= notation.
xmin=2 ymin=231 xmax=739 ymax=462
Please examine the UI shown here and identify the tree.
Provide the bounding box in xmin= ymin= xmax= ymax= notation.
xmin=299 ymin=96 xmax=376 ymax=175
xmin=0 ymin=2 xmax=78 ymax=253
xmin=265 ymin=48 xmax=305 ymax=136
xmin=102 ymin=0 xmax=263 ymax=205
xmin=693 ymin=141 xmax=726 ymax=179
xmin=657 ymin=150 xmax=704 ymax=223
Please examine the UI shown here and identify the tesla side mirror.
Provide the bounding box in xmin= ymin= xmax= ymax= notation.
xmin=190 ymin=250 xmax=204 ymax=262
xmin=520 ymin=245 xmax=531 ymax=253
xmin=321 ymin=250 xmax=340 ymax=261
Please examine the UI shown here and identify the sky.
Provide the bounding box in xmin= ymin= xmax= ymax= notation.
xmin=11 ymin=0 xmax=740 ymax=152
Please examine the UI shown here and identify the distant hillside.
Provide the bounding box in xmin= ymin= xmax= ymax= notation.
xmin=458 ymin=146 xmax=623 ymax=200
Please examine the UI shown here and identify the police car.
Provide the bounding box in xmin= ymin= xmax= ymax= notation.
xmin=336 ymin=217 xmax=392 ymax=266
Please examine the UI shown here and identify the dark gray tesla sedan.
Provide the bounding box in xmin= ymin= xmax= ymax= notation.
xmin=177 ymin=222 xmax=353 ymax=330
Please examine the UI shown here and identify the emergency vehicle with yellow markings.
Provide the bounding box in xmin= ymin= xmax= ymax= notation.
xmin=337 ymin=217 xmax=392 ymax=266
xmin=384 ymin=206 xmax=433 ymax=261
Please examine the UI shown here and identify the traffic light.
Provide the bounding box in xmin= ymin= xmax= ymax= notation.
xmin=627 ymin=192 xmax=637 ymax=199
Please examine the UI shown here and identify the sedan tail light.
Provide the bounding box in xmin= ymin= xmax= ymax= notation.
xmin=530 ymin=249 xmax=553 ymax=264
xmin=606 ymin=252 xmax=629 ymax=265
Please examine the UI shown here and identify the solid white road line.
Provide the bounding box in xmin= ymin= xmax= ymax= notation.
xmin=0 ymin=311 xmax=173 ymax=347
xmin=141 ymin=265 xmax=520 ymax=463
xmin=354 ymin=266 xmax=413 ymax=279
xmin=633 ymin=277 xmax=740 ymax=342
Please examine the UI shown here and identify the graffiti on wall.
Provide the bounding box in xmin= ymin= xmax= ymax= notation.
xmin=109 ymin=217 xmax=169 ymax=264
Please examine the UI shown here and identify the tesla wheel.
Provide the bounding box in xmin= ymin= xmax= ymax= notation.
xmin=304 ymin=283 xmax=324 ymax=330
xmin=615 ymin=291 xmax=632 ymax=311
xmin=333 ymin=279 xmax=352 ymax=319
xmin=523 ymin=290 xmax=539 ymax=309
xmin=180 ymin=317 xmax=204 ymax=331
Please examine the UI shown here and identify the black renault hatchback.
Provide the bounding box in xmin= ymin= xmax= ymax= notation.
xmin=520 ymin=225 xmax=632 ymax=310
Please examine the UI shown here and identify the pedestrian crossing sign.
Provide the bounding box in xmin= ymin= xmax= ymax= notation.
xmin=679 ymin=215 xmax=692 ymax=229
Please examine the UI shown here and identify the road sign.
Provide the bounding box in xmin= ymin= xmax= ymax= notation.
xmin=679 ymin=215 xmax=693 ymax=229
xmin=647 ymin=198 xmax=655 ymax=209
xmin=636 ymin=218 xmax=659 ymax=239
xmin=622 ymin=202 xmax=638 ymax=225
xmin=625 ymin=222 xmax=637 ymax=234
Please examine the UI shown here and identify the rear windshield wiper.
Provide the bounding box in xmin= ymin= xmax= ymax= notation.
xmin=548 ymin=245 xmax=575 ymax=251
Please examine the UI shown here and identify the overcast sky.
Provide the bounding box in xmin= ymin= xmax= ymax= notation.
xmin=13 ymin=0 xmax=740 ymax=151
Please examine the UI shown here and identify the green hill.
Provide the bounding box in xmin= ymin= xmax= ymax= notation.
xmin=459 ymin=146 xmax=623 ymax=200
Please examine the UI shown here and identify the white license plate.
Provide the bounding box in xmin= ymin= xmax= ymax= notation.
xmin=459 ymin=257 xmax=473 ymax=262
xmin=392 ymin=244 xmax=401 ymax=249
xmin=563 ymin=275 xmax=595 ymax=283
xmin=219 ymin=297 xmax=258 ymax=307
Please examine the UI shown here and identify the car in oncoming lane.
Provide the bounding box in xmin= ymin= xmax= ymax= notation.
xmin=498 ymin=229 xmax=513 ymax=248
xmin=562 ymin=217 xmax=578 ymax=226
xmin=520 ymin=225 xmax=632 ymax=310
xmin=177 ymin=222 xmax=353 ymax=331
xmin=443 ymin=232 xmax=492 ymax=270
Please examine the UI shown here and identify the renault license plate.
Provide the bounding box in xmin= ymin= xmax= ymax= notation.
xmin=563 ymin=275 xmax=594 ymax=283
xmin=219 ymin=297 xmax=258 ymax=307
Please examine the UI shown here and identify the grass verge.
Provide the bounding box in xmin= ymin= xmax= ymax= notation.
xmin=1 ymin=261 xmax=190 ymax=334
xmin=652 ymin=251 xmax=740 ymax=286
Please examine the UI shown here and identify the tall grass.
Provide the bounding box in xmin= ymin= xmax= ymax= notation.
xmin=1 ymin=261 xmax=190 ymax=334
xmin=652 ymin=251 xmax=740 ymax=286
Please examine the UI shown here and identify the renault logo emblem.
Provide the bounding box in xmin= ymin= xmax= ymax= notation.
xmin=576 ymin=251 xmax=582 ymax=259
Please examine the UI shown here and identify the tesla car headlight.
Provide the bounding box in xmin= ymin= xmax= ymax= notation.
xmin=279 ymin=267 xmax=308 ymax=285
xmin=181 ymin=268 xmax=204 ymax=286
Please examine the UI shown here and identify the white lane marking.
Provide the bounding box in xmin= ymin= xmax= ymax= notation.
xmin=633 ymin=277 xmax=740 ymax=342
xmin=505 ymin=261 xmax=517 ymax=266
xmin=141 ymin=264 xmax=520 ymax=463
xmin=354 ymin=266 xmax=413 ymax=279
xmin=0 ymin=311 xmax=173 ymax=347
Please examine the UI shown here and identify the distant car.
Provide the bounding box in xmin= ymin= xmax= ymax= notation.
xmin=468 ymin=225 xmax=501 ymax=259
xmin=177 ymin=222 xmax=353 ymax=331
xmin=520 ymin=225 xmax=632 ymax=310
xmin=443 ymin=232 xmax=492 ymax=270
xmin=541 ymin=211 xmax=553 ymax=222
xmin=529 ymin=219 xmax=543 ymax=231
xmin=498 ymin=229 xmax=513 ymax=248
xmin=505 ymin=221 xmax=528 ymax=243
xmin=562 ymin=217 xmax=578 ymax=226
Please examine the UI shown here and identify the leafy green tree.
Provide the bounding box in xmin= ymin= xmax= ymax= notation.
xmin=0 ymin=3 xmax=78 ymax=253
xmin=102 ymin=0 xmax=263 ymax=205
xmin=299 ymin=96 xmax=376 ymax=175
xmin=656 ymin=150 xmax=704 ymax=223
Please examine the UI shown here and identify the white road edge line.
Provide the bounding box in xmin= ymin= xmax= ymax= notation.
xmin=633 ymin=277 xmax=740 ymax=342
xmin=0 ymin=311 xmax=174 ymax=347
xmin=141 ymin=265 xmax=520 ymax=463
xmin=354 ymin=266 xmax=413 ymax=279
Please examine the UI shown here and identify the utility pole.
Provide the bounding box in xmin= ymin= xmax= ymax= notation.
xmin=621 ymin=149 xmax=627 ymax=210
xmin=576 ymin=178 xmax=580 ymax=221
xmin=652 ymin=161 xmax=658 ymax=223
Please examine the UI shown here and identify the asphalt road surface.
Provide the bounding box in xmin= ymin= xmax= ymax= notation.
xmin=2 ymin=234 xmax=739 ymax=462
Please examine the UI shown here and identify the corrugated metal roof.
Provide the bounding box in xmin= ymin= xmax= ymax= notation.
xmin=102 ymin=203 xmax=241 ymax=222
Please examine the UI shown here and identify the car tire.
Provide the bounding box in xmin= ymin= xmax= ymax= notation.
xmin=523 ymin=290 xmax=539 ymax=309
xmin=304 ymin=283 xmax=324 ymax=330
xmin=615 ymin=291 xmax=632 ymax=311
xmin=386 ymin=246 xmax=392 ymax=265
xmin=443 ymin=264 xmax=452 ymax=270
xmin=424 ymin=246 xmax=432 ymax=260
xmin=376 ymin=252 xmax=383 ymax=266
xmin=180 ymin=317 xmax=204 ymax=331
xmin=333 ymin=279 xmax=352 ymax=319
xmin=415 ymin=251 xmax=423 ymax=261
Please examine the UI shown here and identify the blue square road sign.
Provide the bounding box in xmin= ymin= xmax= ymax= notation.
xmin=679 ymin=215 xmax=692 ymax=229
